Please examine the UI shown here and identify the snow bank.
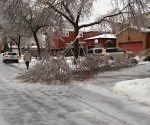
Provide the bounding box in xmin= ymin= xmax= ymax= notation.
xmin=112 ymin=78 xmax=150 ymax=106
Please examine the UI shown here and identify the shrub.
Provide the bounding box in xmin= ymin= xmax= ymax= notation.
xmin=131 ymin=58 xmax=138 ymax=64
xmin=143 ymin=56 xmax=150 ymax=61
xmin=139 ymin=49 xmax=150 ymax=61
xmin=105 ymin=40 xmax=113 ymax=48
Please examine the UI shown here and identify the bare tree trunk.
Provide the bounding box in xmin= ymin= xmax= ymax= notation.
xmin=33 ymin=31 xmax=41 ymax=58
xmin=10 ymin=34 xmax=22 ymax=56
xmin=74 ymin=27 xmax=79 ymax=59
xmin=17 ymin=35 xmax=21 ymax=56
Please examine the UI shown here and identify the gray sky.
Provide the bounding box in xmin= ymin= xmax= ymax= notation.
xmin=80 ymin=0 xmax=112 ymax=31
xmin=93 ymin=0 xmax=112 ymax=15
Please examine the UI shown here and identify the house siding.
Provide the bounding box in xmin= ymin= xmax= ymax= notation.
xmin=51 ymin=31 xmax=87 ymax=49
xmin=52 ymin=38 xmax=60 ymax=49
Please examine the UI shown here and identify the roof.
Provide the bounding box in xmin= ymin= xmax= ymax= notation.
xmin=23 ymin=45 xmax=45 ymax=49
xmin=116 ymin=26 xmax=150 ymax=36
xmin=8 ymin=46 xmax=18 ymax=48
xmin=84 ymin=34 xmax=116 ymax=40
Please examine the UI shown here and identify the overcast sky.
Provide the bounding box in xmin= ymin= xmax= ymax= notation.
xmin=93 ymin=0 xmax=112 ymax=15
xmin=80 ymin=0 xmax=112 ymax=31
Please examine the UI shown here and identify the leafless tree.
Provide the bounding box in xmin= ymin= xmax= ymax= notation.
xmin=0 ymin=0 xmax=29 ymax=55
xmin=0 ymin=0 xmax=60 ymax=57
xmin=1 ymin=0 xmax=149 ymax=84
xmin=41 ymin=0 xmax=149 ymax=59
xmin=0 ymin=18 xmax=26 ymax=56
xmin=1 ymin=0 xmax=149 ymax=58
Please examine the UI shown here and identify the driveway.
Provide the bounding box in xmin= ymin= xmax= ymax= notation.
xmin=90 ymin=62 xmax=150 ymax=89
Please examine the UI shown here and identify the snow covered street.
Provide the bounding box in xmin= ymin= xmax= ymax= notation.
xmin=0 ymin=55 xmax=150 ymax=125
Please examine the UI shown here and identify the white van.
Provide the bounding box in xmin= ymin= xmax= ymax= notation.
xmin=87 ymin=47 xmax=135 ymax=60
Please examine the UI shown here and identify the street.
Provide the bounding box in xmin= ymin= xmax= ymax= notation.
xmin=0 ymin=56 xmax=150 ymax=125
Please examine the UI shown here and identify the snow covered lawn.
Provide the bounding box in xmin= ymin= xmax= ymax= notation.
xmin=112 ymin=78 xmax=150 ymax=106
xmin=110 ymin=60 xmax=150 ymax=107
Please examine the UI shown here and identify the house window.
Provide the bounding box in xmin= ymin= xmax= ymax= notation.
xmin=63 ymin=31 xmax=69 ymax=37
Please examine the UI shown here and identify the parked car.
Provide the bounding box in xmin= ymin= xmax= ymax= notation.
xmin=3 ymin=52 xmax=19 ymax=63
xmin=87 ymin=47 xmax=135 ymax=60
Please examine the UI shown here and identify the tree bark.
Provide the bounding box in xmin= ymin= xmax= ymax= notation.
xmin=17 ymin=35 xmax=21 ymax=56
xmin=74 ymin=27 xmax=79 ymax=59
xmin=10 ymin=35 xmax=21 ymax=56
xmin=33 ymin=31 xmax=41 ymax=58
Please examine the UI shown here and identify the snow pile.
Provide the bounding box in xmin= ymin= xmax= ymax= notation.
xmin=112 ymin=78 xmax=150 ymax=106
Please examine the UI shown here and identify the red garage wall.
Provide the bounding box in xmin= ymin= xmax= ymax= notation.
xmin=119 ymin=41 xmax=143 ymax=54
xmin=116 ymin=28 xmax=147 ymax=54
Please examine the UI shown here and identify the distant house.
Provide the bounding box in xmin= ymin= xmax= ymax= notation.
xmin=116 ymin=27 xmax=150 ymax=54
xmin=49 ymin=30 xmax=118 ymax=54
xmin=51 ymin=30 xmax=87 ymax=51
xmin=84 ymin=34 xmax=116 ymax=51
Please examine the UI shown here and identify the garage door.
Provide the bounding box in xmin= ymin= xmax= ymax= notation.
xmin=119 ymin=41 xmax=143 ymax=54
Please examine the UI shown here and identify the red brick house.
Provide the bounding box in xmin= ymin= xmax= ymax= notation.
xmin=84 ymin=34 xmax=116 ymax=51
xmin=116 ymin=27 xmax=150 ymax=54
xmin=51 ymin=30 xmax=87 ymax=50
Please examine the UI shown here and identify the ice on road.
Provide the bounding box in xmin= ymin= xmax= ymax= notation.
xmin=0 ymin=56 xmax=150 ymax=125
